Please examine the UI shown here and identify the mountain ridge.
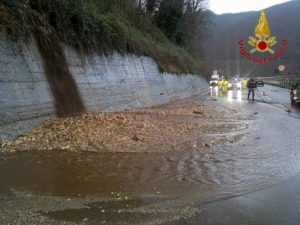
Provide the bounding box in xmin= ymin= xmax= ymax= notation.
xmin=204 ymin=0 xmax=300 ymax=76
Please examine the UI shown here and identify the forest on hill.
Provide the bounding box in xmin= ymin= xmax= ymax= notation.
xmin=0 ymin=0 xmax=209 ymax=75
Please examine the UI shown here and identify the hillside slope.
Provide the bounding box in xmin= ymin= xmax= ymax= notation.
xmin=0 ymin=0 xmax=204 ymax=75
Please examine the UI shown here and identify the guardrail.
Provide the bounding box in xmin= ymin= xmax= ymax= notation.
xmin=257 ymin=75 xmax=300 ymax=89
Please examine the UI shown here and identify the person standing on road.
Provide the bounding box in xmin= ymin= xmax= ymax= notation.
xmin=242 ymin=79 xmax=248 ymax=89
xmin=247 ymin=77 xmax=257 ymax=101
xmin=218 ymin=79 xmax=223 ymax=89
xmin=222 ymin=79 xmax=228 ymax=91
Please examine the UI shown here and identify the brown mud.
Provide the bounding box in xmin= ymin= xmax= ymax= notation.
xmin=36 ymin=33 xmax=86 ymax=117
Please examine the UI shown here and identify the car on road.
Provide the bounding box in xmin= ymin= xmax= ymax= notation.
xmin=255 ymin=79 xmax=264 ymax=87
xmin=290 ymin=82 xmax=300 ymax=105
xmin=228 ymin=77 xmax=242 ymax=90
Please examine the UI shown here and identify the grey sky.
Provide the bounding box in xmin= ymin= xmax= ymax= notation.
xmin=209 ymin=0 xmax=292 ymax=14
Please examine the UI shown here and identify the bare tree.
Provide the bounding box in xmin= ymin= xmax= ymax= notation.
xmin=185 ymin=0 xmax=206 ymax=12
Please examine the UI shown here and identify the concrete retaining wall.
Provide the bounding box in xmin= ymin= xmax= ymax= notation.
xmin=0 ymin=36 xmax=208 ymax=141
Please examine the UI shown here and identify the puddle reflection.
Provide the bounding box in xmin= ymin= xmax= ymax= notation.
xmin=210 ymin=86 xmax=219 ymax=98
xmin=227 ymin=90 xmax=242 ymax=102
xmin=210 ymin=86 xmax=243 ymax=102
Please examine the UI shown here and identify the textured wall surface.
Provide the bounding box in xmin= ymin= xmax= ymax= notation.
xmin=0 ymin=36 xmax=208 ymax=141
xmin=65 ymin=49 xmax=208 ymax=112
xmin=0 ymin=36 xmax=55 ymax=141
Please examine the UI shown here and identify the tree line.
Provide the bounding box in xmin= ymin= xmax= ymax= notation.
xmin=1 ymin=0 xmax=209 ymax=74
xmin=2 ymin=0 xmax=208 ymax=58
xmin=137 ymin=0 xmax=209 ymax=58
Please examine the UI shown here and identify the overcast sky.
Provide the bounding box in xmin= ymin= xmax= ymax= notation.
xmin=208 ymin=0 xmax=292 ymax=14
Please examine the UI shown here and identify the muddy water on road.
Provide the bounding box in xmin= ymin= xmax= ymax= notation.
xmin=0 ymin=117 xmax=299 ymax=203
xmin=0 ymin=149 xmax=219 ymax=198
xmin=1 ymin=91 xmax=300 ymax=204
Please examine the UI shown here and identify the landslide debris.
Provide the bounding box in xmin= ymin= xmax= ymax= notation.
xmin=1 ymin=97 xmax=251 ymax=153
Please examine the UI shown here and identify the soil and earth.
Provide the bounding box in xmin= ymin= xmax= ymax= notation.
xmin=1 ymin=95 xmax=251 ymax=153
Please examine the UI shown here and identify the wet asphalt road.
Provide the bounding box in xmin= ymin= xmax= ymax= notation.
xmin=174 ymin=85 xmax=300 ymax=225
xmin=1 ymin=85 xmax=300 ymax=225
xmin=167 ymin=173 xmax=300 ymax=225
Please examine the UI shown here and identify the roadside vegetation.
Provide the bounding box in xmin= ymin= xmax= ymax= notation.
xmin=0 ymin=0 xmax=209 ymax=74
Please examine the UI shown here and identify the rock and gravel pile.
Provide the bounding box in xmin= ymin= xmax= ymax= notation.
xmin=1 ymin=97 xmax=251 ymax=153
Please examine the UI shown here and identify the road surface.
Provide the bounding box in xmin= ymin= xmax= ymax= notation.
xmin=0 ymin=85 xmax=300 ymax=225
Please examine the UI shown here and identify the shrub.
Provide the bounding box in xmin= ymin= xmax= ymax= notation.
xmin=0 ymin=0 xmax=203 ymax=74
